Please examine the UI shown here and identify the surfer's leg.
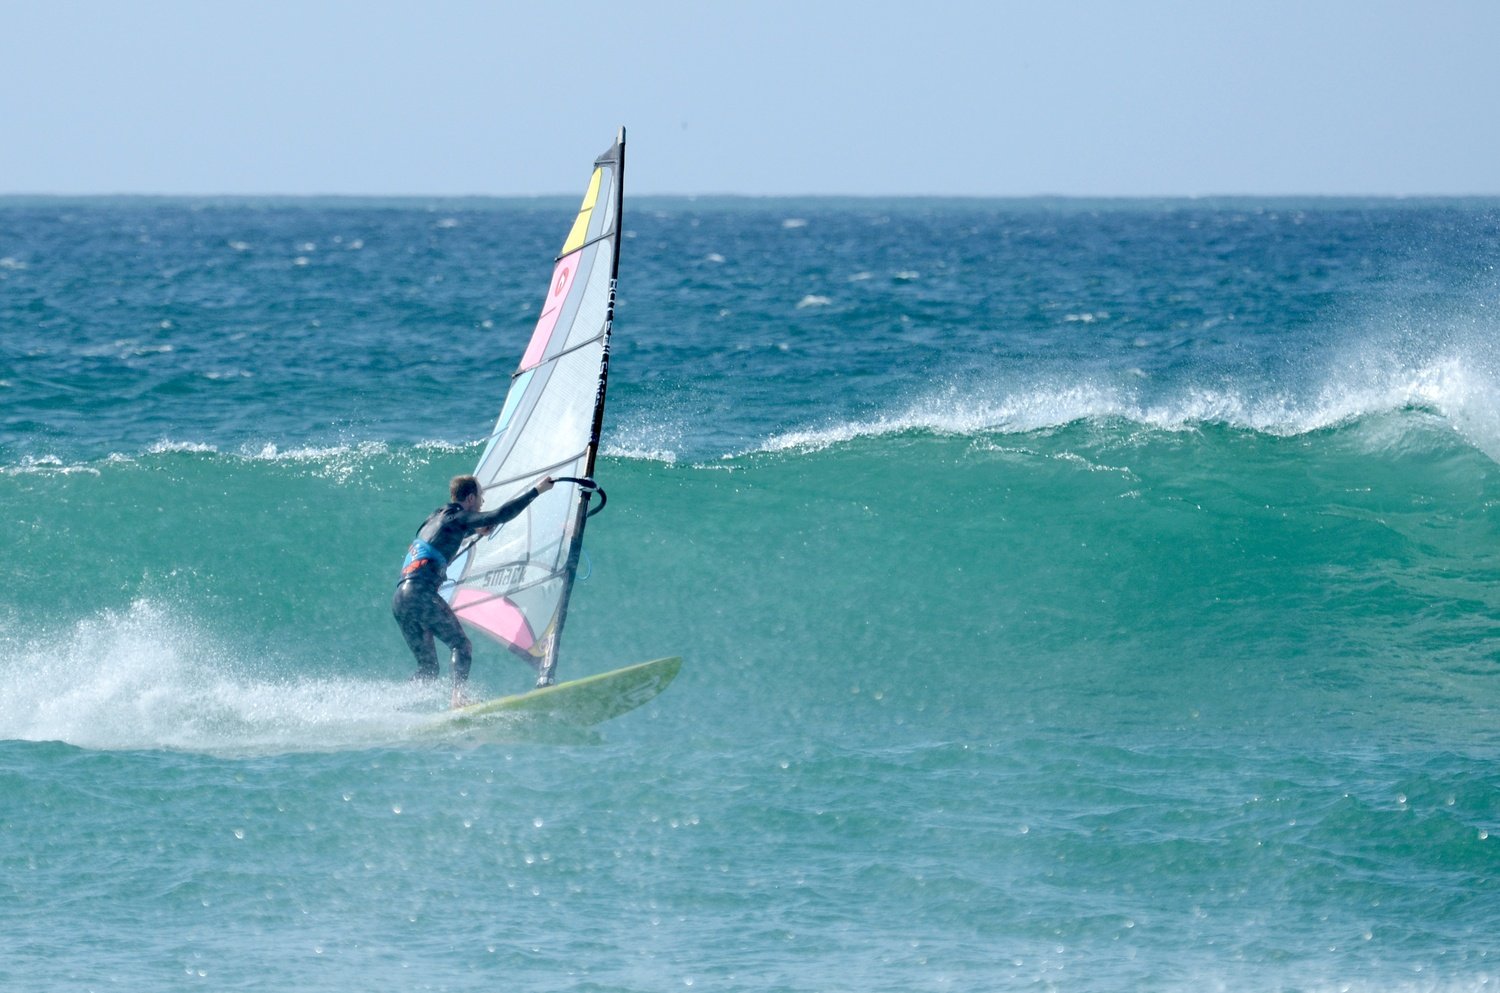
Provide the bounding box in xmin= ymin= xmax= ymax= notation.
xmin=393 ymin=586 xmax=440 ymax=680
xmin=428 ymin=599 xmax=473 ymax=685
xmin=414 ymin=588 xmax=471 ymax=690
xmin=407 ymin=630 xmax=439 ymax=681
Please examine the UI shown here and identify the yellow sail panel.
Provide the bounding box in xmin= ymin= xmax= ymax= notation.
xmin=561 ymin=167 xmax=603 ymax=254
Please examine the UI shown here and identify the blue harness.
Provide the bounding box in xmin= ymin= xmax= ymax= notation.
xmin=399 ymin=538 xmax=449 ymax=581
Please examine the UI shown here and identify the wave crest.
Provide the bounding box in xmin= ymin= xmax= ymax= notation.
xmin=754 ymin=357 xmax=1500 ymax=461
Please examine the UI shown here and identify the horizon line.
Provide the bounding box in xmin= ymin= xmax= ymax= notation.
xmin=4 ymin=190 xmax=1499 ymax=202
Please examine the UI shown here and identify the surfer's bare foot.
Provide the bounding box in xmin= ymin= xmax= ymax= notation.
xmin=451 ymin=688 xmax=473 ymax=709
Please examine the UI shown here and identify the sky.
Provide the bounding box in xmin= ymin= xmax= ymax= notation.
xmin=2 ymin=0 xmax=1497 ymax=197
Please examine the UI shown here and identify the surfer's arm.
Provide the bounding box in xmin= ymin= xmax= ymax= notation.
xmin=465 ymin=477 xmax=555 ymax=533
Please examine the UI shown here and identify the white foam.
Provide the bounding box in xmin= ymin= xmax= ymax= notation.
xmin=245 ymin=439 xmax=390 ymax=462
xmin=603 ymin=416 xmax=681 ymax=465
xmin=602 ymin=443 xmax=678 ymax=464
xmin=747 ymin=354 xmax=1500 ymax=461
xmin=0 ymin=600 xmax=440 ymax=755
xmin=754 ymin=381 xmax=1130 ymax=453
xmin=147 ymin=439 xmax=220 ymax=454
xmin=1 ymin=454 xmax=102 ymax=477
xmin=3 ymin=438 xmax=474 ymax=479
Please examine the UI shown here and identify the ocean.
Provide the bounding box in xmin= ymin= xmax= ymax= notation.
xmin=2 ymin=195 xmax=1498 ymax=991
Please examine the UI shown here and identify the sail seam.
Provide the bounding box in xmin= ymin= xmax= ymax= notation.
xmin=555 ymin=229 xmax=615 ymax=262
xmin=477 ymin=451 xmax=590 ymax=491
xmin=512 ymin=329 xmax=607 ymax=379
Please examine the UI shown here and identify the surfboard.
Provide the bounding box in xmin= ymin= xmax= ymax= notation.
xmin=424 ymin=656 xmax=681 ymax=731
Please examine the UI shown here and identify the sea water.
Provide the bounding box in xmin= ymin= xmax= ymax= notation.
xmin=1 ymin=197 xmax=1498 ymax=991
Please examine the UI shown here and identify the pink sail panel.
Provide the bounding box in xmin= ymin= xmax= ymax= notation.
xmin=520 ymin=250 xmax=583 ymax=371
xmin=451 ymin=588 xmax=536 ymax=651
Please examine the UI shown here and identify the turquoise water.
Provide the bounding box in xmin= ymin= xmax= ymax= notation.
xmin=2 ymin=198 xmax=1499 ymax=991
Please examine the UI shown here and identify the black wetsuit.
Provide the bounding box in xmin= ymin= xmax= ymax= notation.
xmin=391 ymin=488 xmax=542 ymax=686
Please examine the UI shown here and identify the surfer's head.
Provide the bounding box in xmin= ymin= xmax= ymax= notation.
xmin=450 ymin=474 xmax=482 ymax=505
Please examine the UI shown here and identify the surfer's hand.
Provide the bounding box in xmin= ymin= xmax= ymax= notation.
xmin=536 ymin=475 xmax=554 ymax=494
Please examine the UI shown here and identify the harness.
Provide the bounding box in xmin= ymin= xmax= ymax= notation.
xmin=399 ymin=537 xmax=449 ymax=583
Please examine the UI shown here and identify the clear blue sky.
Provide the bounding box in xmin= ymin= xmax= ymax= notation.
xmin=3 ymin=0 xmax=1497 ymax=197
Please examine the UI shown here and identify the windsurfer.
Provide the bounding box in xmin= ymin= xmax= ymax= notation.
xmin=393 ymin=473 xmax=554 ymax=706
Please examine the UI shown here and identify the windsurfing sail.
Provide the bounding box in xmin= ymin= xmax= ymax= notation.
xmin=440 ymin=128 xmax=626 ymax=687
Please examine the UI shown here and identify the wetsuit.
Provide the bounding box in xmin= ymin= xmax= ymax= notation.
xmin=391 ymin=487 xmax=543 ymax=687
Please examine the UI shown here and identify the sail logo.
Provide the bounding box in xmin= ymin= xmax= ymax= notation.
xmin=481 ymin=563 xmax=528 ymax=589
